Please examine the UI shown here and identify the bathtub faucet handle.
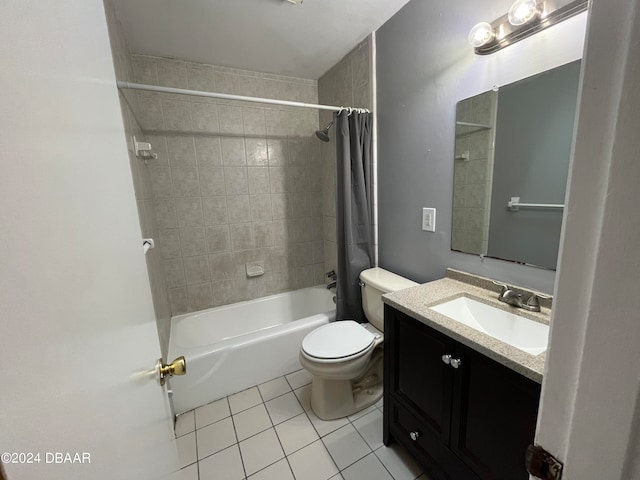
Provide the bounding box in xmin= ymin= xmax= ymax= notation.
xmin=326 ymin=270 xmax=337 ymax=281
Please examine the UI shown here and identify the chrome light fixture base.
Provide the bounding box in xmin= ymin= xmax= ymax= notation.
xmin=473 ymin=0 xmax=588 ymax=55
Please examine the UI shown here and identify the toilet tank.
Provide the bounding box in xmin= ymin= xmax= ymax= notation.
xmin=360 ymin=267 xmax=418 ymax=331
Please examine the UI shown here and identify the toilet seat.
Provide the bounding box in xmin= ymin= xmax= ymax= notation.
xmin=302 ymin=321 xmax=374 ymax=361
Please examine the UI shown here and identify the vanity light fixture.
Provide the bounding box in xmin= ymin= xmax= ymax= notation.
xmin=469 ymin=0 xmax=588 ymax=55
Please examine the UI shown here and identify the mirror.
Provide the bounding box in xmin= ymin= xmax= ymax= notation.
xmin=451 ymin=60 xmax=581 ymax=270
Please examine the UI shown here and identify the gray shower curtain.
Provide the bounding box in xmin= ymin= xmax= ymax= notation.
xmin=335 ymin=110 xmax=373 ymax=323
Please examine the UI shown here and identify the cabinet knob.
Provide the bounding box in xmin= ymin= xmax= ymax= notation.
xmin=442 ymin=354 xmax=452 ymax=365
xmin=450 ymin=358 xmax=463 ymax=369
xmin=409 ymin=431 xmax=421 ymax=441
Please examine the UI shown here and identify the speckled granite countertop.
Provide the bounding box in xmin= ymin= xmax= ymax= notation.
xmin=382 ymin=269 xmax=552 ymax=383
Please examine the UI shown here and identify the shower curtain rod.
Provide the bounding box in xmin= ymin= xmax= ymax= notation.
xmin=116 ymin=81 xmax=369 ymax=113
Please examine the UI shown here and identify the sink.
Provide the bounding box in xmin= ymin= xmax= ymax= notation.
xmin=430 ymin=296 xmax=549 ymax=355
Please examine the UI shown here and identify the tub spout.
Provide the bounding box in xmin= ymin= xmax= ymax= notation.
xmin=327 ymin=281 xmax=336 ymax=290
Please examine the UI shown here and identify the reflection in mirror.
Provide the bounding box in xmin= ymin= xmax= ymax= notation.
xmin=452 ymin=60 xmax=581 ymax=270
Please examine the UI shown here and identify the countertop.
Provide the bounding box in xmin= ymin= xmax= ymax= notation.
xmin=382 ymin=270 xmax=551 ymax=383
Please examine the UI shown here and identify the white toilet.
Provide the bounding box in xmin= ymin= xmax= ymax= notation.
xmin=299 ymin=267 xmax=418 ymax=420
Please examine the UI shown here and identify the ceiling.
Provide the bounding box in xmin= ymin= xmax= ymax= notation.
xmin=110 ymin=0 xmax=412 ymax=80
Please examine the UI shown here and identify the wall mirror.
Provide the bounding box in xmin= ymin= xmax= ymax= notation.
xmin=451 ymin=60 xmax=581 ymax=270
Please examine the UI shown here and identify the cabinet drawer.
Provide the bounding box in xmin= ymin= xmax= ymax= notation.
xmin=389 ymin=400 xmax=479 ymax=480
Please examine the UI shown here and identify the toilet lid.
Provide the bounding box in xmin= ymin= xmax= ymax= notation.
xmin=302 ymin=321 xmax=375 ymax=359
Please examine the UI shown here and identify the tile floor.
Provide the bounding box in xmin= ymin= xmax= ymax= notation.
xmin=171 ymin=369 xmax=429 ymax=480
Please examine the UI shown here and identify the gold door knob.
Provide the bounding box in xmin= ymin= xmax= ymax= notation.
xmin=158 ymin=356 xmax=186 ymax=386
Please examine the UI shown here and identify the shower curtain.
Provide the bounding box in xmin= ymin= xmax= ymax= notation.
xmin=335 ymin=110 xmax=374 ymax=323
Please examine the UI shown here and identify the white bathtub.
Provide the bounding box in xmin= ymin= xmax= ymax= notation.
xmin=168 ymin=285 xmax=335 ymax=414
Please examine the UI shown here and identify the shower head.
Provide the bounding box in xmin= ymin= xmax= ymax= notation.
xmin=315 ymin=121 xmax=333 ymax=142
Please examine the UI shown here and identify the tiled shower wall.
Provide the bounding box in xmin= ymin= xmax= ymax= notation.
xmin=452 ymin=91 xmax=497 ymax=255
xmin=129 ymin=55 xmax=325 ymax=314
xmin=103 ymin=0 xmax=172 ymax=356
xmin=317 ymin=38 xmax=375 ymax=276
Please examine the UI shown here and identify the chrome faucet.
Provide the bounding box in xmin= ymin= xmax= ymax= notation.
xmin=494 ymin=282 xmax=541 ymax=312
xmin=327 ymin=281 xmax=337 ymax=290
xmin=326 ymin=270 xmax=337 ymax=290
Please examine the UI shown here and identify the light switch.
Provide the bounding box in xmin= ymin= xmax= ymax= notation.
xmin=422 ymin=208 xmax=436 ymax=232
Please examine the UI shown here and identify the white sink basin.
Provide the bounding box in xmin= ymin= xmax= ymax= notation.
xmin=430 ymin=296 xmax=549 ymax=355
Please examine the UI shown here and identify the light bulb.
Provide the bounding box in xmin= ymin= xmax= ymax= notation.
xmin=508 ymin=0 xmax=541 ymax=26
xmin=468 ymin=22 xmax=495 ymax=48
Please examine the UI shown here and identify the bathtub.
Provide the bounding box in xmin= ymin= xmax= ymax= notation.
xmin=168 ymin=285 xmax=335 ymax=414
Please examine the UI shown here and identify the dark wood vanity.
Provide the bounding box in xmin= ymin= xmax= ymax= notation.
xmin=383 ymin=305 xmax=541 ymax=480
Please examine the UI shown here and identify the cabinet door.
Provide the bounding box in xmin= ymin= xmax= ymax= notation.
xmin=450 ymin=343 xmax=541 ymax=480
xmin=386 ymin=307 xmax=455 ymax=444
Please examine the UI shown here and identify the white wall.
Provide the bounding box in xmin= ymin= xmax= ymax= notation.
xmin=536 ymin=0 xmax=640 ymax=477
xmin=0 ymin=1 xmax=176 ymax=478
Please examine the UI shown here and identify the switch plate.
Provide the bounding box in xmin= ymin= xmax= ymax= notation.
xmin=422 ymin=208 xmax=436 ymax=232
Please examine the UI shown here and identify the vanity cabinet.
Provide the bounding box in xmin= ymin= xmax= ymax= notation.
xmin=383 ymin=305 xmax=541 ymax=480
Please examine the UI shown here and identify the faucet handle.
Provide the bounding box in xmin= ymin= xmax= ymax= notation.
xmin=492 ymin=280 xmax=511 ymax=295
xmin=525 ymin=294 xmax=540 ymax=308
xmin=326 ymin=270 xmax=337 ymax=281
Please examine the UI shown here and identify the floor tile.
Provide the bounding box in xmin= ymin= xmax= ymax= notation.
xmin=176 ymin=431 xmax=197 ymax=468
xmin=274 ymin=412 xmax=319 ymax=455
xmin=352 ymin=409 xmax=384 ymax=450
xmin=229 ymin=387 xmax=263 ymax=414
xmin=375 ymin=444 xmax=423 ymax=480
xmin=198 ymin=444 xmax=245 ymax=480
xmin=285 ymin=369 xmax=313 ymax=390
xmin=239 ymin=428 xmax=285 ymax=476
xmin=175 ymin=410 xmax=195 ymax=437
xmin=347 ymin=404 xmax=377 ymax=423
xmin=195 ymin=398 xmax=231 ymax=428
xmin=234 ymin=403 xmax=273 ymax=441
xmin=288 ymin=440 xmax=339 ymax=480
xmin=247 ymin=458 xmax=294 ymax=480
xmin=197 ymin=417 xmax=237 ymax=459
xmin=265 ymin=391 xmax=304 ymax=425
xmin=306 ymin=408 xmax=350 ymax=437
xmin=341 ymin=453 xmax=393 ymax=480
xmin=258 ymin=376 xmax=291 ymax=402
xmin=322 ymin=424 xmax=371 ymax=470
xmin=294 ymin=384 xmax=312 ymax=411
xmin=169 ymin=463 xmax=198 ymax=480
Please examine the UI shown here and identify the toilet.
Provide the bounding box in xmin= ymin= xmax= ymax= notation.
xmin=299 ymin=267 xmax=418 ymax=420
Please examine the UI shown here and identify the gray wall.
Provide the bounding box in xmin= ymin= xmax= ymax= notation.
xmin=376 ymin=0 xmax=587 ymax=293
xmin=488 ymin=61 xmax=581 ymax=269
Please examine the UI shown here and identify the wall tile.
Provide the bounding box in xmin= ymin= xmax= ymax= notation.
xmin=175 ymin=197 xmax=204 ymax=227
xmin=192 ymin=103 xmax=219 ymax=133
xmin=267 ymin=139 xmax=288 ymax=166
xmin=248 ymin=167 xmax=271 ymax=194
xmin=224 ymin=167 xmax=249 ymax=195
xmin=159 ymin=229 xmax=182 ymax=259
xmin=242 ymin=107 xmax=266 ymax=136
xmin=254 ymin=222 xmax=274 ymax=248
xmin=187 ymin=283 xmax=214 ymax=311
xmin=149 ymin=166 xmax=174 ymax=198
xmin=162 ymin=98 xmax=192 ymax=132
xmin=187 ymin=62 xmax=216 ymax=92
xmin=288 ymin=138 xmax=310 ymax=167
xmin=227 ymin=195 xmax=251 ymax=224
xmin=202 ymin=196 xmax=228 ymax=225
xmin=221 ymin=138 xmax=247 ymax=166
xmin=167 ymin=135 xmax=197 ymax=167
xmin=172 ymin=167 xmax=200 ymax=197
xmin=218 ymin=105 xmax=244 ymax=135
xmin=157 ymin=58 xmax=188 ymax=88
xmin=164 ymin=258 xmax=186 ymax=288
xmin=195 ymin=137 xmax=222 ymax=167
xmin=206 ymin=225 xmax=231 ymax=253
xmin=271 ymin=194 xmax=288 ymax=220
xmin=209 ymin=252 xmax=235 ymax=281
xmin=132 ymin=56 xmax=158 ymax=85
xmin=154 ymin=198 xmax=178 ymax=229
xmin=212 ymin=279 xmax=238 ymax=306
xmin=230 ymin=223 xmax=255 ymax=251
xmin=250 ymin=195 xmax=273 ymax=221
xmin=199 ymin=166 xmax=226 ymax=196
xmin=289 ymin=192 xmax=310 ymax=218
xmin=245 ymin=139 xmax=269 ymax=167
xmin=289 ymin=166 xmax=309 ymax=192
xmin=180 ymin=227 xmax=207 ymax=257
xmin=183 ymin=255 xmax=211 ymax=285
xmin=168 ymin=287 xmax=188 ymax=315
xmin=269 ymin=167 xmax=287 ymax=194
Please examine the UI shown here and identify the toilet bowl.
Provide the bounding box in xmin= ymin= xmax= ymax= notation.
xmin=299 ymin=267 xmax=418 ymax=420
